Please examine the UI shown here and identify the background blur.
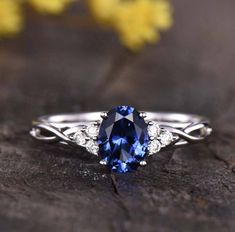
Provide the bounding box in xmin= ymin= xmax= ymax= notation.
xmin=0 ymin=0 xmax=235 ymax=118
xmin=0 ymin=0 xmax=234 ymax=232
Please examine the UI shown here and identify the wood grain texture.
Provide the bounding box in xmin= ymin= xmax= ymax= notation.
xmin=0 ymin=0 xmax=234 ymax=232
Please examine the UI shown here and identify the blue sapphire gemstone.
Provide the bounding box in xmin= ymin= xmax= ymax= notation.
xmin=98 ymin=106 xmax=149 ymax=173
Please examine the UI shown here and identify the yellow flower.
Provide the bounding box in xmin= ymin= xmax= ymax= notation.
xmin=0 ymin=0 xmax=23 ymax=37
xmin=28 ymin=0 xmax=71 ymax=15
xmin=152 ymin=1 xmax=173 ymax=30
xmin=88 ymin=0 xmax=119 ymax=26
xmin=88 ymin=0 xmax=173 ymax=51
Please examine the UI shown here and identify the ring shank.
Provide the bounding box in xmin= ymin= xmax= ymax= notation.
xmin=36 ymin=112 xmax=209 ymax=129
xmin=31 ymin=111 xmax=212 ymax=148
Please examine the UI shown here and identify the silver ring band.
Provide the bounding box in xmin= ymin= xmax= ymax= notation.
xmin=31 ymin=111 xmax=211 ymax=146
xmin=30 ymin=107 xmax=212 ymax=173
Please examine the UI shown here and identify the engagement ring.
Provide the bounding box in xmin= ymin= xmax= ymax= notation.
xmin=30 ymin=106 xmax=212 ymax=173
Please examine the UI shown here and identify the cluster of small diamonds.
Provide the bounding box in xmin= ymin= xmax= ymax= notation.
xmin=73 ymin=119 xmax=174 ymax=157
xmin=73 ymin=122 xmax=99 ymax=155
xmin=147 ymin=121 xmax=174 ymax=155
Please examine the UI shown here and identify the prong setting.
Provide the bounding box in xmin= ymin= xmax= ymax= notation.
xmin=140 ymin=160 xmax=147 ymax=166
xmin=99 ymin=159 xmax=107 ymax=165
xmin=160 ymin=130 xmax=173 ymax=146
xmin=139 ymin=111 xmax=147 ymax=118
xmin=86 ymin=123 xmax=99 ymax=137
xmin=30 ymin=106 xmax=212 ymax=173
xmin=100 ymin=112 xmax=108 ymax=119
xmin=73 ymin=131 xmax=87 ymax=147
xmin=148 ymin=121 xmax=154 ymax=126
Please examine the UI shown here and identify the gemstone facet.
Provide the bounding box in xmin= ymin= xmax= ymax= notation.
xmin=86 ymin=124 xmax=99 ymax=137
xmin=86 ymin=140 xmax=99 ymax=155
xmin=148 ymin=121 xmax=160 ymax=138
xmin=98 ymin=106 xmax=149 ymax=173
xmin=74 ymin=131 xmax=87 ymax=146
xmin=160 ymin=131 xmax=173 ymax=146
xmin=148 ymin=139 xmax=161 ymax=155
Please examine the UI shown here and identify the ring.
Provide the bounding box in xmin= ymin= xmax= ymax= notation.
xmin=30 ymin=105 xmax=212 ymax=173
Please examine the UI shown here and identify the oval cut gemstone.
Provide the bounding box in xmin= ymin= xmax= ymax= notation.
xmin=98 ymin=106 xmax=149 ymax=173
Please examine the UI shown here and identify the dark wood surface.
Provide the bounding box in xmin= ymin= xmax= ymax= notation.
xmin=0 ymin=0 xmax=234 ymax=231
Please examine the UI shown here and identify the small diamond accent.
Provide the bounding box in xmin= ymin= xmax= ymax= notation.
xmin=160 ymin=131 xmax=173 ymax=146
xmin=74 ymin=132 xmax=87 ymax=146
xmin=86 ymin=124 xmax=99 ymax=138
xmin=148 ymin=139 xmax=161 ymax=155
xmin=86 ymin=140 xmax=99 ymax=155
xmin=148 ymin=122 xmax=160 ymax=138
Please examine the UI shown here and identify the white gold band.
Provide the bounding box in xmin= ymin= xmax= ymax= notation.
xmin=30 ymin=111 xmax=212 ymax=154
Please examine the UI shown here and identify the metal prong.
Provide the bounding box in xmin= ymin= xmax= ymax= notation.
xmin=95 ymin=120 xmax=101 ymax=125
xmin=139 ymin=112 xmax=147 ymax=118
xmin=148 ymin=121 xmax=154 ymax=125
xmin=140 ymin=160 xmax=147 ymax=166
xmin=100 ymin=112 xmax=108 ymax=119
xmin=92 ymin=136 xmax=98 ymax=141
xmin=99 ymin=159 xmax=107 ymax=165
